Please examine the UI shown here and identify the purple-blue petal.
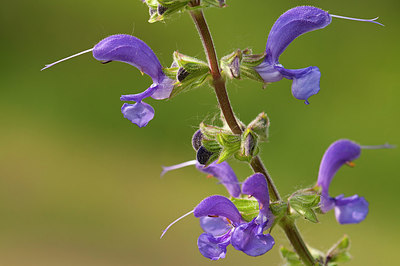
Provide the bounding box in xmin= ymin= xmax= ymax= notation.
xmin=194 ymin=195 xmax=242 ymax=225
xmin=93 ymin=34 xmax=164 ymax=83
xmin=150 ymin=76 xmax=175 ymax=100
xmin=319 ymin=194 xmax=335 ymax=213
xmin=121 ymin=102 xmax=154 ymax=127
xmin=120 ymin=84 xmax=159 ymax=102
xmin=317 ymin=140 xmax=361 ymax=195
xmin=196 ymin=161 xmax=241 ymax=198
xmin=253 ymin=61 xmax=283 ymax=83
xmin=275 ymin=66 xmax=321 ymax=104
xmin=334 ymin=194 xmax=369 ymax=224
xmin=199 ymin=216 xmax=232 ymax=236
xmin=242 ymin=173 xmax=270 ymax=216
xmin=266 ymin=6 xmax=331 ymax=64
xmin=230 ymin=220 xmax=275 ymax=256
xmin=197 ymin=233 xmax=231 ymax=260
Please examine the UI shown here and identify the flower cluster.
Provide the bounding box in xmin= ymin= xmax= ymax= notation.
xmin=160 ymin=137 xmax=392 ymax=260
xmin=162 ymin=165 xmax=275 ymax=260
xmin=195 ymin=173 xmax=274 ymax=260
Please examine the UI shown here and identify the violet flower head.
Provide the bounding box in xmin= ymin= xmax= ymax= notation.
xmin=42 ymin=34 xmax=174 ymax=127
xmin=95 ymin=34 xmax=174 ymax=127
xmin=194 ymin=173 xmax=274 ymax=260
xmin=255 ymin=6 xmax=382 ymax=104
xmin=316 ymin=139 xmax=367 ymax=224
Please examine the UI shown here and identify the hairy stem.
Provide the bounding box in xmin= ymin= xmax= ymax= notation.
xmin=189 ymin=9 xmax=240 ymax=134
xmin=189 ymin=7 xmax=315 ymax=265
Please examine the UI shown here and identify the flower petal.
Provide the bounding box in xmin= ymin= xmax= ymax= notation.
xmin=334 ymin=194 xmax=369 ymax=224
xmin=150 ymin=76 xmax=175 ymax=100
xmin=275 ymin=66 xmax=321 ymax=104
xmin=194 ymin=195 xmax=242 ymax=225
xmin=242 ymin=173 xmax=269 ymax=216
xmin=196 ymin=161 xmax=241 ymax=198
xmin=197 ymin=233 xmax=230 ymax=260
xmin=265 ymin=6 xmax=331 ymax=64
xmin=93 ymin=34 xmax=164 ymax=83
xmin=199 ymin=216 xmax=232 ymax=236
xmin=121 ymin=102 xmax=154 ymax=127
xmin=317 ymin=140 xmax=361 ymax=196
xmin=230 ymin=220 xmax=275 ymax=256
xmin=253 ymin=61 xmax=283 ymax=83
xmin=120 ymin=84 xmax=159 ymax=102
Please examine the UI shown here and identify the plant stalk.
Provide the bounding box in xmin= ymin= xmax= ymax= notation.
xmin=189 ymin=7 xmax=315 ymax=265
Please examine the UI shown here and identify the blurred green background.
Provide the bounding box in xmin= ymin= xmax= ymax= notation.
xmin=1 ymin=0 xmax=399 ymax=265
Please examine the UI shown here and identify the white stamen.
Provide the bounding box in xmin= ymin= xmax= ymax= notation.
xmin=361 ymin=143 xmax=396 ymax=149
xmin=160 ymin=209 xmax=194 ymax=239
xmin=330 ymin=14 xmax=384 ymax=26
xmin=160 ymin=160 xmax=197 ymax=177
xmin=41 ymin=48 xmax=94 ymax=71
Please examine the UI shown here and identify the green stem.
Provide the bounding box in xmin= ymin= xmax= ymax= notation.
xmin=189 ymin=7 xmax=316 ymax=266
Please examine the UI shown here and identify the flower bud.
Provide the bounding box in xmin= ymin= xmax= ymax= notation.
xmin=247 ymin=112 xmax=270 ymax=142
xmin=196 ymin=146 xmax=214 ymax=165
xmin=177 ymin=67 xmax=190 ymax=82
xmin=192 ymin=129 xmax=203 ymax=151
xmin=240 ymin=129 xmax=258 ymax=157
xmin=157 ymin=4 xmax=168 ymax=15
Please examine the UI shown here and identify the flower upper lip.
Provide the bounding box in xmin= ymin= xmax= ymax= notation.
xmin=316 ymin=139 xmax=368 ymax=224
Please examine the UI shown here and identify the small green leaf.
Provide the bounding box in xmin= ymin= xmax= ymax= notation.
xmin=326 ymin=235 xmax=352 ymax=265
xmin=288 ymin=191 xmax=320 ymax=223
xmin=290 ymin=202 xmax=319 ymax=223
xmin=280 ymin=246 xmax=303 ymax=266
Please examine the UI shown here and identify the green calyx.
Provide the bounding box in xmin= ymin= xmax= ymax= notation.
xmin=288 ymin=189 xmax=321 ymax=223
xmin=247 ymin=112 xmax=269 ymax=142
xmin=221 ymin=48 xmax=266 ymax=82
xmin=231 ymin=197 xmax=259 ymax=222
xmin=197 ymin=112 xmax=270 ymax=165
xmin=164 ymin=51 xmax=211 ymax=98
xmin=144 ymin=0 xmax=191 ymax=23
xmin=143 ymin=0 xmax=226 ymax=23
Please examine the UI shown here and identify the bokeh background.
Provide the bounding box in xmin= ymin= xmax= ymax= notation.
xmin=1 ymin=0 xmax=399 ymax=265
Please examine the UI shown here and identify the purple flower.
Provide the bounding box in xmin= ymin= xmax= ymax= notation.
xmin=255 ymin=6 xmax=382 ymax=104
xmin=42 ymin=34 xmax=174 ymax=127
xmin=161 ymin=160 xmax=241 ymax=198
xmin=316 ymin=139 xmax=368 ymax=224
xmin=194 ymin=173 xmax=274 ymax=259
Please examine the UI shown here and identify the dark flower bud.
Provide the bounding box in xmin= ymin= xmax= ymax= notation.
xmin=157 ymin=4 xmax=168 ymax=15
xmin=192 ymin=129 xmax=203 ymax=151
xmin=177 ymin=67 xmax=190 ymax=82
xmin=197 ymin=146 xmax=214 ymax=165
